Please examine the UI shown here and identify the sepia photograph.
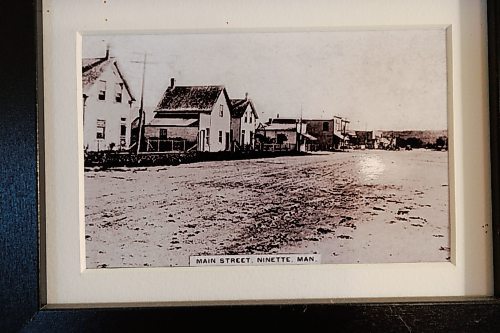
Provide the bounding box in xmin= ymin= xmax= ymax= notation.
xmin=82 ymin=29 xmax=450 ymax=268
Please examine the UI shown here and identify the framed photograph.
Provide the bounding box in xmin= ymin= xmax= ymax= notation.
xmin=3 ymin=0 xmax=500 ymax=331
xmin=81 ymin=28 xmax=452 ymax=270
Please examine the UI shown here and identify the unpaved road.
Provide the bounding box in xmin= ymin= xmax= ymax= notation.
xmin=85 ymin=150 xmax=449 ymax=268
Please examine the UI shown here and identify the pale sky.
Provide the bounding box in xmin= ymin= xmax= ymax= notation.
xmin=83 ymin=29 xmax=448 ymax=131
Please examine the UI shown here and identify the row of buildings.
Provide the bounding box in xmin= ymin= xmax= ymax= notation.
xmin=82 ymin=51 xmax=259 ymax=153
xmin=141 ymin=79 xmax=259 ymax=153
xmin=257 ymin=117 xmax=349 ymax=152
xmin=348 ymin=130 xmax=448 ymax=150
xmin=82 ymin=50 xmax=350 ymax=154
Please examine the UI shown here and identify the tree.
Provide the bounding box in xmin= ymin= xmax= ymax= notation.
xmin=436 ymin=136 xmax=446 ymax=147
xmin=397 ymin=137 xmax=423 ymax=149
xmin=276 ymin=133 xmax=288 ymax=144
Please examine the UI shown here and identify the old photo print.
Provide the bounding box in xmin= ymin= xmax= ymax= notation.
xmin=82 ymin=29 xmax=449 ymax=268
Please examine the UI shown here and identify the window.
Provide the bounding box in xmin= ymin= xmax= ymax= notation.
xmin=241 ymin=130 xmax=246 ymax=144
xmin=336 ymin=119 xmax=341 ymax=131
xmin=115 ymin=83 xmax=123 ymax=103
xmin=120 ymin=118 xmax=127 ymax=138
xmin=206 ymin=128 xmax=210 ymax=144
xmin=218 ymin=130 xmax=223 ymax=143
xmin=96 ymin=119 xmax=106 ymax=139
xmin=250 ymin=131 xmax=254 ymax=144
xmin=98 ymin=80 xmax=106 ymax=100
xmin=244 ymin=115 xmax=248 ymax=123
xmin=342 ymin=121 xmax=348 ymax=133
xmin=323 ymin=122 xmax=329 ymax=132
xmin=249 ymin=114 xmax=252 ymax=123
xmin=219 ymin=104 xmax=224 ymax=117
xmin=159 ymin=129 xmax=167 ymax=139
xmin=120 ymin=123 xmax=127 ymax=148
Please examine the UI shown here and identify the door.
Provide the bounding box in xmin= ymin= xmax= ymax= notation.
xmin=225 ymin=132 xmax=230 ymax=151
xmin=159 ymin=128 xmax=168 ymax=151
xmin=199 ymin=130 xmax=205 ymax=151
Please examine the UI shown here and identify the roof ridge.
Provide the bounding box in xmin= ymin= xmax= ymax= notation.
xmin=82 ymin=57 xmax=110 ymax=73
xmin=82 ymin=58 xmax=135 ymax=101
xmin=170 ymin=84 xmax=224 ymax=88
xmin=82 ymin=55 xmax=116 ymax=60
xmin=155 ymin=85 xmax=227 ymax=112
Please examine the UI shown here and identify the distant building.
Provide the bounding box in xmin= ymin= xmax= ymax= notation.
xmin=303 ymin=119 xmax=335 ymax=151
xmin=303 ymin=116 xmax=349 ymax=151
xmin=333 ymin=116 xmax=350 ymax=149
xmin=373 ymin=130 xmax=395 ymax=149
xmin=144 ymin=79 xmax=232 ymax=152
xmin=256 ymin=118 xmax=317 ymax=152
xmin=230 ymin=94 xmax=259 ymax=150
xmin=354 ymin=131 xmax=375 ymax=149
xmin=82 ymin=49 xmax=136 ymax=152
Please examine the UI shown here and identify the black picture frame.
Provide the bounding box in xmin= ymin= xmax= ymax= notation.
xmin=2 ymin=1 xmax=500 ymax=331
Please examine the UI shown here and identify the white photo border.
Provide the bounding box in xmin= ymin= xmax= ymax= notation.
xmin=43 ymin=0 xmax=491 ymax=305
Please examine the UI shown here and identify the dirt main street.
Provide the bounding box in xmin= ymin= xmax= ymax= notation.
xmin=85 ymin=150 xmax=450 ymax=268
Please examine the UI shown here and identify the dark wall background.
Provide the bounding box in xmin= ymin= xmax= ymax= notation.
xmin=0 ymin=1 xmax=39 ymax=331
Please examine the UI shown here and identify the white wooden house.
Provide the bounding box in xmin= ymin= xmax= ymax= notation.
xmin=230 ymin=94 xmax=259 ymax=150
xmin=144 ymin=79 xmax=232 ymax=152
xmin=82 ymin=50 xmax=136 ymax=152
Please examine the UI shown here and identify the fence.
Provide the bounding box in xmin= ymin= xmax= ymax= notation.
xmin=144 ymin=138 xmax=195 ymax=153
xmin=259 ymin=143 xmax=297 ymax=152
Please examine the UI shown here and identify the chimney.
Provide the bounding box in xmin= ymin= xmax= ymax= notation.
xmin=277 ymin=113 xmax=280 ymax=118
xmin=105 ymin=44 xmax=110 ymax=60
xmin=245 ymin=92 xmax=248 ymax=100
xmin=170 ymin=78 xmax=176 ymax=89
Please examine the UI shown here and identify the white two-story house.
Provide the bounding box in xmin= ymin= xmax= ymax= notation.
xmin=230 ymin=94 xmax=259 ymax=150
xmin=82 ymin=49 xmax=136 ymax=152
xmin=144 ymin=78 xmax=232 ymax=152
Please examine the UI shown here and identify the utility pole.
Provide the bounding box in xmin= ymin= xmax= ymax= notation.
xmin=130 ymin=52 xmax=156 ymax=154
xmin=341 ymin=119 xmax=346 ymax=150
xmin=136 ymin=52 xmax=147 ymax=154
xmin=298 ymin=104 xmax=303 ymax=152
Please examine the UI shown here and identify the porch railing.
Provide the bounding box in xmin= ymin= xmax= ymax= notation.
xmin=144 ymin=138 xmax=195 ymax=152
xmin=259 ymin=143 xmax=297 ymax=152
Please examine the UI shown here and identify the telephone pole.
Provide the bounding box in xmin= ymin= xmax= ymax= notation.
xmin=298 ymin=104 xmax=303 ymax=152
xmin=130 ymin=52 xmax=155 ymax=153
xmin=136 ymin=53 xmax=147 ymax=153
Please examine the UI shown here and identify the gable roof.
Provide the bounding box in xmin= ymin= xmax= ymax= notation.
xmin=82 ymin=57 xmax=103 ymax=69
xmin=230 ymin=98 xmax=259 ymax=119
xmin=82 ymin=57 xmax=136 ymax=101
xmin=155 ymin=85 xmax=230 ymax=113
